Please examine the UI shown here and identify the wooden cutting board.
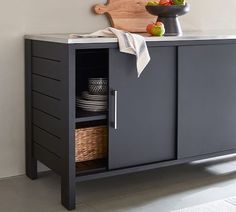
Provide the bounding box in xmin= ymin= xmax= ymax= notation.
xmin=94 ymin=0 xmax=156 ymax=32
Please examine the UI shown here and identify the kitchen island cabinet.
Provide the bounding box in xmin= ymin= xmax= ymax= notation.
xmin=25 ymin=32 xmax=236 ymax=210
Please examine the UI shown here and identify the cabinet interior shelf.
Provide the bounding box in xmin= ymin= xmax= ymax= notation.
xmin=76 ymin=159 xmax=107 ymax=176
xmin=78 ymin=65 xmax=107 ymax=70
xmin=76 ymin=109 xmax=107 ymax=123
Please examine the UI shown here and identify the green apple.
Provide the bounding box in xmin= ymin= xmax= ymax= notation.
xmin=172 ymin=0 xmax=185 ymax=5
xmin=150 ymin=22 xmax=165 ymax=36
xmin=146 ymin=1 xmax=159 ymax=6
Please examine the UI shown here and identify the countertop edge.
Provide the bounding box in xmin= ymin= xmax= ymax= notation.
xmin=24 ymin=33 xmax=236 ymax=44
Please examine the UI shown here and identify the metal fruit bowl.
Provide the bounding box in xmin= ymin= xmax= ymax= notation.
xmin=145 ymin=3 xmax=190 ymax=36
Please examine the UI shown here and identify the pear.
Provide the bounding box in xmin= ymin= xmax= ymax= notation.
xmin=146 ymin=1 xmax=159 ymax=6
xmin=172 ymin=0 xmax=185 ymax=5
xmin=150 ymin=22 xmax=165 ymax=36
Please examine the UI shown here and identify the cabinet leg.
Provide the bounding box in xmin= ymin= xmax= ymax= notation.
xmin=61 ymin=178 xmax=76 ymax=210
xmin=26 ymin=158 xmax=38 ymax=180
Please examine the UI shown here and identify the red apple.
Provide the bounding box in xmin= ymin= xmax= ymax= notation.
xmin=146 ymin=23 xmax=155 ymax=34
xmin=146 ymin=22 xmax=165 ymax=36
xmin=159 ymin=0 xmax=172 ymax=5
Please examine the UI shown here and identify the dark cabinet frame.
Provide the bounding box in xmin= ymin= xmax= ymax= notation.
xmin=25 ymin=38 xmax=236 ymax=210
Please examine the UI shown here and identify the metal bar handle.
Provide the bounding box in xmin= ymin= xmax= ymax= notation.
xmin=114 ymin=90 xmax=118 ymax=130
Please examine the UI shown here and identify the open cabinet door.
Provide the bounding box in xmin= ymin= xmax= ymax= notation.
xmin=108 ymin=47 xmax=177 ymax=170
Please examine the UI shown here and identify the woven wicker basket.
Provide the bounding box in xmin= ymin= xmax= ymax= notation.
xmin=75 ymin=126 xmax=108 ymax=162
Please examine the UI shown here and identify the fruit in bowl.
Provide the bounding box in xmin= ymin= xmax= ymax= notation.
xmin=172 ymin=0 xmax=186 ymax=5
xmin=159 ymin=0 xmax=172 ymax=6
xmin=146 ymin=0 xmax=186 ymax=6
xmin=145 ymin=0 xmax=189 ymax=36
xmin=146 ymin=0 xmax=159 ymax=6
xmin=146 ymin=22 xmax=165 ymax=36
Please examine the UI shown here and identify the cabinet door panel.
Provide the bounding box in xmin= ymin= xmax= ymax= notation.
xmin=178 ymin=44 xmax=236 ymax=159
xmin=109 ymin=47 xmax=177 ymax=169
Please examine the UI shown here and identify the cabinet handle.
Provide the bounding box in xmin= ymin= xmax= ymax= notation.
xmin=114 ymin=90 xmax=118 ymax=130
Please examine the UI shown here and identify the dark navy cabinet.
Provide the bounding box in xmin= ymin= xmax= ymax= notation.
xmin=109 ymin=47 xmax=177 ymax=169
xmin=178 ymin=44 xmax=236 ymax=158
xmin=25 ymin=38 xmax=236 ymax=210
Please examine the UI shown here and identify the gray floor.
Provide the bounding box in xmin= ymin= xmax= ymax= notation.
xmin=2 ymin=155 xmax=236 ymax=212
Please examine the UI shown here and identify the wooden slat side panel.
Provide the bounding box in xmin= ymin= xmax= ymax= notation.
xmin=32 ymin=74 xmax=62 ymax=99
xmin=33 ymin=126 xmax=62 ymax=157
xmin=34 ymin=143 xmax=61 ymax=175
xmin=32 ymin=57 xmax=62 ymax=80
xmin=32 ymin=109 xmax=61 ymax=137
xmin=25 ymin=39 xmax=38 ymax=179
xmin=32 ymin=41 xmax=66 ymax=61
xmin=32 ymin=91 xmax=61 ymax=119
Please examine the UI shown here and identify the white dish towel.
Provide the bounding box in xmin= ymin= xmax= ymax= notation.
xmin=70 ymin=27 xmax=150 ymax=78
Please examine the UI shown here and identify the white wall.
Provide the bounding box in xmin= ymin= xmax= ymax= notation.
xmin=181 ymin=0 xmax=236 ymax=31
xmin=0 ymin=0 xmax=236 ymax=178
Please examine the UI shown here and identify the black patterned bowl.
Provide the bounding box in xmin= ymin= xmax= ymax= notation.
xmin=145 ymin=3 xmax=190 ymax=36
xmin=88 ymin=78 xmax=108 ymax=95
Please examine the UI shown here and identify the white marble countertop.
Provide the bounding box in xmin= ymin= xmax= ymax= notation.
xmin=25 ymin=30 xmax=236 ymax=44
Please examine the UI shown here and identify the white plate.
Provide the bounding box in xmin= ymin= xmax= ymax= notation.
xmin=77 ymin=103 xmax=107 ymax=110
xmin=77 ymin=106 xmax=107 ymax=111
xmin=82 ymin=93 xmax=107 ymax=101
xmin=76 ymin=103 xmax=107 ymax=108
xmin=79 ymin=107 xmax=107 ymax=112
xmin=77 ymin=104 xmax=107 ymax=112
xmin=81 ymin=91 xmax=107 ymax=101
xmin=76 ymin=98 xmax=107 ymax=106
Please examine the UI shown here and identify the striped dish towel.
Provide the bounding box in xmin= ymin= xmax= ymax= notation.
xmin=70 ymin=27 xmax=150 ymax=78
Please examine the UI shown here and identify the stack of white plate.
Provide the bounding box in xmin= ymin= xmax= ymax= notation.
xmin=76 ymin=91 xmax=107 ymax=112
xmin=82 ymin=91 xmax=107 ymax=101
